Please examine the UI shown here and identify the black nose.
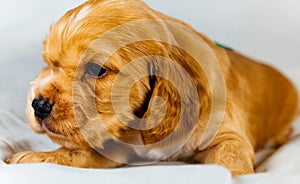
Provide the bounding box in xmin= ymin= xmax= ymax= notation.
xmin=32 ymin=99 xmax=53 ymax=120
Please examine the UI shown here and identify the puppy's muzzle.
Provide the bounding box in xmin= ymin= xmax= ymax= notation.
xmin=32 ymin=99 xmax=53 ymax=120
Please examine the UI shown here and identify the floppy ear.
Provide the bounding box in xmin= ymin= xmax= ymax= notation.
xmin=132 ymin=18 xmax=228 ymax=153
xmin=138 ymin=46 xmax=212 ymax=156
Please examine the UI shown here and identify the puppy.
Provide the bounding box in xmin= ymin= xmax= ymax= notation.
xmin=7 ymin=0 xmax=299 ymax=176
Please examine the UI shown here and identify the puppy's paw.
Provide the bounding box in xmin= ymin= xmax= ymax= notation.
xmin=6 ymin=151 xmax=47 ymax=164
xmin=5 ymin=148 xmax=124 ymax=168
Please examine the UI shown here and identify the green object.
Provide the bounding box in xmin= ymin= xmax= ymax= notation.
xmin=215 ymin=42 xmax=233 ymax=51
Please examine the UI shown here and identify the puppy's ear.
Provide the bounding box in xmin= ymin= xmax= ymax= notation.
xmin=139 ymin=50 xmax=211 ymax=153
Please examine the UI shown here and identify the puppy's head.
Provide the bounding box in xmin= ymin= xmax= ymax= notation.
xmin=27 ymin=0 xmax=217 ymax=157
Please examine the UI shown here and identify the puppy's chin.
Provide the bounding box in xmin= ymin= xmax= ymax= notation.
xmin=26 ymin=100 xmax=87 ymax=149
xmin=26 ymin=105 xmax=66 ymax=142
xmin=45 ymin=130 xmax=82 ymax=149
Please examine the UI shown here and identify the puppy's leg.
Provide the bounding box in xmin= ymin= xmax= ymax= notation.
xmin=6 ymin=147 xmax=123 ymax=168
xmin=194 ymin=133 xmax=255 ymax=176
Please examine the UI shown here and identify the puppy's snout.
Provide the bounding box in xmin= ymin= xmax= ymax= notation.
xmin=32 ymin=99 xmax=53 ymax=120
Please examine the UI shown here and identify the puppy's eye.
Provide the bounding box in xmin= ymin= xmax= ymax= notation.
xmin=85 ymin=63 xmax=107 ymax=78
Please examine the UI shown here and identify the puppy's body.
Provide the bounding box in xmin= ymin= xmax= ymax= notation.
xmin=224 ymin=50 xmax=298 ymax=150
xmin=7 ymin=0 xmax=298 ymax=176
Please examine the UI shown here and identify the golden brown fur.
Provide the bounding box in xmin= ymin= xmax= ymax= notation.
xmin=7 ymin=0 xmax=299 ymax=176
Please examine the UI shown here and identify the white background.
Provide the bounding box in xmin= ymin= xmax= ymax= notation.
xmin=0 ymin=0 xmax=299 ymax=114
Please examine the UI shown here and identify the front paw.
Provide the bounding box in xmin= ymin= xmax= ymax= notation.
xmin=6 ymin=151 xmax=47 ymax=164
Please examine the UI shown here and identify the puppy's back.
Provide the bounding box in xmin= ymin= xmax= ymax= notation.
xmin=226 ymin=50 xmax=299 ymax=149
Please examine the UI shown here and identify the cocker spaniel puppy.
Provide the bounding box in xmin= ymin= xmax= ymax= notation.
xmin=7 ymin=0 xmax=299 ymax=176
